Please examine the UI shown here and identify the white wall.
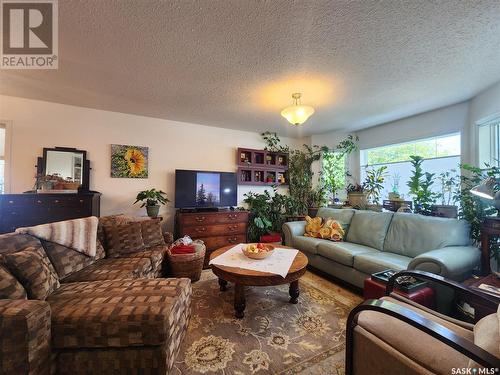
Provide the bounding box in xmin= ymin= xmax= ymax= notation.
xmin=0 ymin=95 xmax=302 ymax=231
xmin=312 ymin=102 xmax=471 ymax=182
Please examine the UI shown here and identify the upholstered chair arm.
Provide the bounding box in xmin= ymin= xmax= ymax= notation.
xmin=282 ymin=221 xmax=306 ymax=247
xmin=408 ymin=246 xmax=481 ymax=281
xmin=0 ymin=299 xmax=51 ymax=375
xmin=346 ymin=299 xmax=500 ymax=375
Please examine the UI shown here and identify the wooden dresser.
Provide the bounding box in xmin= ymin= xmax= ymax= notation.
xmin=0 ymin=192 xmax=101 ymax=234
xmin=175 ymin=210 xmax=249 ymax=267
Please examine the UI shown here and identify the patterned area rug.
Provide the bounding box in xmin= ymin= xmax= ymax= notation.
xmin=173 ymin=271 xmax=361 ymax=374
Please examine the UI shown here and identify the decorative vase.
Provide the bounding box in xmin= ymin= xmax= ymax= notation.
xmin=146 ymin=205 xmax=160 ymax=218
xmin=348 ymin=192 xmax=367 ymax=208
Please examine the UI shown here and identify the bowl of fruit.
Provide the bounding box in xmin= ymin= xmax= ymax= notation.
xmin=242 ymin=243 xmax=275 ymax=260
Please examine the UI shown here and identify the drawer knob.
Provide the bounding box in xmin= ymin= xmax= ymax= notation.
xmin=228 ymin=237 xmax=237 ymax=243
xmin=195 ymin=216 xmax=206 ymax=222
xmin=227 ymin=214 xmax=238 ymax=220
xmin=195 ymin=227 xmax=206 ymax=233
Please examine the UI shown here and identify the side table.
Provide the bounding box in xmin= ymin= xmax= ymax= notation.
xmin=364 ymin=277 xmax=436 ymax=309
xmin=480 ymin=217 xmax=500 ymax=275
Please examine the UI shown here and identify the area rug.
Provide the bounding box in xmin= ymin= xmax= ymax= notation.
xmin=173 ymin=273 xmax=361 ymax=374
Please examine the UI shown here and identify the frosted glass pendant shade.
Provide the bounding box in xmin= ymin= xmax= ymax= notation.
xmin=281 ymin=93 xmax=314 ymax=126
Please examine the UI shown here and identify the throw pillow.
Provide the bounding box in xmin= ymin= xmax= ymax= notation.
xmin=3 ymin=246 xmax=60 ymax=300
xmin=104 ymin=222 xmax=145 ymax=257
xmin=140 ymin=218 xmax=165 ymax=247
xmin=468 ymin=304 xmax=500 ymax=368
xmin=0 ymin=265 xmax=27 ymax=299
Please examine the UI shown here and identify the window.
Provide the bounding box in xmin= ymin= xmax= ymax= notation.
xmin=0 ymin=124 xmax=5 ymax=194
xmin=322 ymin=151 xmax=346 ymax=199
xmin=478 ymin=118 xmax=500 ymax=168
xmin=360 ymin=133 xmax=461 ymax=201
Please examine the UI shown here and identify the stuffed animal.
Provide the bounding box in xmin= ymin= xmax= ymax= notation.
xmin=304 ymin=216 xmax=323 ymax=238
xmin=304 ymin=216 xmax=344 ymax=242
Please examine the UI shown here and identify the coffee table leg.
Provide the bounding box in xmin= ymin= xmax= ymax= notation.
xmin=234 ymin=283 xmax=246 ymax=319
xmin=289 ymin=280 xmax=300 ymax=304
xmin=218 ymin=278 xmax=228 ymax=292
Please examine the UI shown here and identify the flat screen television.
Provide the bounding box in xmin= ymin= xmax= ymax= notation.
xmin=175 ymin=169 xmax=237 ymax=209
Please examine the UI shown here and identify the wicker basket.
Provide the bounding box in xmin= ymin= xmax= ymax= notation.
xmin=167 ymin=241 xmax=206 ymax=282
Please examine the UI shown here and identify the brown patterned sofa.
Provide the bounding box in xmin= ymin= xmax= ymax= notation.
xmin=0 ymin=215 xmax=192 ymax=375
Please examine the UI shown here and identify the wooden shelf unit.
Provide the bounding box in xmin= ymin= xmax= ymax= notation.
xmin=236 ymin=148 xmax=288 ymax=186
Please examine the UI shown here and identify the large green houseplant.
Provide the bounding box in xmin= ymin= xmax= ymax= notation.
xmin=134 ymin=188 xmax=169 ymax=218
xmin=407 ymin=155 xmax=438 ymax=215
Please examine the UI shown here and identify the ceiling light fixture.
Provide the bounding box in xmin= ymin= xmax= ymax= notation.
xmin=281 ymin=93 xmax=315 ymax=126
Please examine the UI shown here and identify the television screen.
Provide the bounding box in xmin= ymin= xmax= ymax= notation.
xmin=175 ymin=170 xmax=237 ymax=208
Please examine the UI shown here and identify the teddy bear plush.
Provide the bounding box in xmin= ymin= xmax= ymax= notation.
xmin=304 ymin=216 xmax=344 ymax=242
xmin=304 ymin=216 xmax=323 ymax=238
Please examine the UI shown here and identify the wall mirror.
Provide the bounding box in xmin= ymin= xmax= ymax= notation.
xmin=37 ymin=147 xmax=90 ymax=192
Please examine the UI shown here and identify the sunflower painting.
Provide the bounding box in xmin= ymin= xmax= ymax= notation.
xmin=111 ymin=144 xmax=149 ymax=178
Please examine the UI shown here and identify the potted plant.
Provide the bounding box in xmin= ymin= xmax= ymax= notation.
xmin=346 ymin=183 xmax=367 ymax=208
xmin=134 ymin=188 xmax=169 ymax=218
xmin=406 ymin=155 xmax=438 ymax=215
xmin=431 ymin=169 xmax=459 ymax=218
xmin=364 ymin=166 xmax=388 ymax=210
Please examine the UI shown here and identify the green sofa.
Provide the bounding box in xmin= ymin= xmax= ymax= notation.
xmin=283 ymin=208 xmax=480 ymax=288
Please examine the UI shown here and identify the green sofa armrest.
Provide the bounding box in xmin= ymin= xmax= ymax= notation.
xmin=0 ymin=299 xmax=51 ymax=375
xmin=408 ymin=246 xmax=481 ymax=281
xmin=282 ymin=221 xmax=306 ymax=247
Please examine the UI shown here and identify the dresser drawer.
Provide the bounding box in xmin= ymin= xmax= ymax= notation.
xmin=198 ymin=234 xmax=247 ymax=251
xmin=180 ymin=211 xmax=249 ymax=226
xmin=181 ymin=222 xmax=247 ymax=237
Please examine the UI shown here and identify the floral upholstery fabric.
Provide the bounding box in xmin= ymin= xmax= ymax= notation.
xmin=3 ymin=246 xmax=60 ymax=300
xmin=0 ymin=265 xmax=27 ymax=300
xmin=61 ymin=257 xmax=153 ymax=282
xmin=48 ymin=278 xmax=192 ymax=349
xmin=0 ymin=299 xmax=51 ymax=375
xmin=42 ymin=239 xmax=105 ymax=279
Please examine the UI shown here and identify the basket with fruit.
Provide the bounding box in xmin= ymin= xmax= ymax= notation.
xmin=242 ymin=243 xmax=275 ymax=260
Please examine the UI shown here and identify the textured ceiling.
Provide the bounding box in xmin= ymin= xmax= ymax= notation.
xmin=1 ymin=0 xmax=500 ymax=137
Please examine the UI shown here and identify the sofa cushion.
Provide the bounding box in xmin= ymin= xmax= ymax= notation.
xmin=0 ymin=232 xmax=43 ymax=255
xmin=42 ymin=239 xmax=101 ymax=279
xmin=353 ymin=251 xmax=411 ymax=275
xmin=140 ymin=219 xmax=165 ymax=247
xmin=104 ymin=222 xmax=145 ymax=257
xmin=47 ymin=278 xmax=192 ymax=349
xmin=0 ymin=265 xmax=27 ymax=299
xmin=471 ymin=304 xmax=500 ymax=362
xmin=3 ymin=246 xmax=60 ymax=300
xmin=317 ymin=242 xmax=378 ymax=267
xmin=61 ymin=257 xmax=153 ymax=283
xmin=119 ymin=246 xmax=167 ymax=278
xmin=292 ymin=236 xmax=324 ymax=255
xmin=316 ymin=208 xmax=355 ymax=234
xmin=346 ymin=211 xmax=393 ymax=250
xmin=383 ymin=213 xmax=471 ymax=257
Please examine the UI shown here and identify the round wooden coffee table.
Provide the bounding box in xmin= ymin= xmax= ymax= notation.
xmin=210 ymin=244 xmax=308 ymax=319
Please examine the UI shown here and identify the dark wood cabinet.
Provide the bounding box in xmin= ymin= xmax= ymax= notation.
xmin=236 ymin=147 xmax=288 ymax=186
xmin=175 ymin=210 xmax=249 ymax=267
xmin=0 ymin=192 xmax=101 ymax=234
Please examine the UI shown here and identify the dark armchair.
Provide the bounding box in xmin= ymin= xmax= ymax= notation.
xmin=346 ymin=270 xmax=500 ymax=375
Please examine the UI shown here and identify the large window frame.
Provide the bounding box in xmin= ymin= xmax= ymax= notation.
xmin=477 ymin=116 xmax=500 ymax=168
xmin=359 ymin=132 xmax=461 ymax=201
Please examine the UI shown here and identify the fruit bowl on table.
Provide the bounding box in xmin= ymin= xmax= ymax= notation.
xmin=242 ymin=243 xmax=275 ymax=260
